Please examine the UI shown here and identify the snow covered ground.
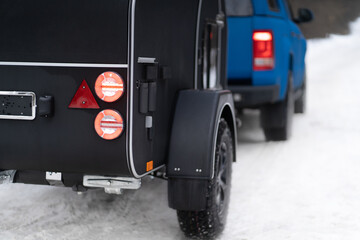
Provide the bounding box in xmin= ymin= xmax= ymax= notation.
xmin=2 ymin=19 xmax=360 ymax=240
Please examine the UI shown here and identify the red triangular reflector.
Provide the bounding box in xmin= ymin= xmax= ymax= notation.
xmin=69 ymin=80 xmax=100 ymax=109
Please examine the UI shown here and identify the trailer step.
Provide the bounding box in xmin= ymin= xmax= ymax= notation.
xmin=83 ymin=175 xmax=141 ymax=195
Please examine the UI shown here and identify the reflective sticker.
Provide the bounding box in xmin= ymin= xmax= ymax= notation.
xmin=146 ymin=161 xmax=153 ymax=172
xmin=69 ymin=80 xmax=100 ymax=109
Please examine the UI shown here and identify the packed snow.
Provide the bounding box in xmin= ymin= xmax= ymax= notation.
xmin=1 ymin=19 xmax=360 ymax=240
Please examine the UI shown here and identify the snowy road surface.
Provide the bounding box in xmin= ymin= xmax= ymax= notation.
xmin=2 ymin=20 xmax=360 ymax=240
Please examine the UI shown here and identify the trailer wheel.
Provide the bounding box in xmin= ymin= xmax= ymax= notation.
xmin=261 ymin=72 xmax=294 ymax=141
xmin=177 ymin=119 xmax=233 ymax=239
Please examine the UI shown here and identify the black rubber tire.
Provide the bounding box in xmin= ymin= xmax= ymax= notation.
xmin=177 ymin=119 xmax=233 ymax=239
xmin=261 ymin=72 xmax=294 ymax=141
xmin=294 ymin=72 xmax=306 ymax=114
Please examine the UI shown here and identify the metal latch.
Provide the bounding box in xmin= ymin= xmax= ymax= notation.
xmin=83 ymin=175 xmax=141 ymax=195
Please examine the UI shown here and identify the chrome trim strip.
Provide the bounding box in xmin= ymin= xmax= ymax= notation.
xmin=0 ymin=61 xmax=128 ymax=68
xmin=0 ymin=91 xmax=36 ymax=120
xmin=127 ymin=0 xmax=165 ymax=178
xmin=126 ymin=0 xmax=135 ymax=178
xmin=194 ymin=0 xmax=203 ymax=89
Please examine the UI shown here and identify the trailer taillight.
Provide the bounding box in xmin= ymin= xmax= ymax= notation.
xmin=94 ymin=110 xmax=124 ymax=140
xmin=95 ymin=72 xmax=124 ymax=102
xmin=253 ymin=31 xmax=274 ymax=71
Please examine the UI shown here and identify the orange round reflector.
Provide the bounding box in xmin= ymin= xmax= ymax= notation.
xmin=95 ymin=72 xmax=124 ymax=102
xmin=94 ymin=110 xmax=124 ymax=140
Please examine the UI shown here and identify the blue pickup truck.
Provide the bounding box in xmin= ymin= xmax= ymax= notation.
xmin=226 ymin=0 xmax=312 ymax=141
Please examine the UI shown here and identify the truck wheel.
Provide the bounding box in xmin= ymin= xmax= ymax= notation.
xmin=261 ymin=73 xmax=294 ymax=141
xmin=177 ymin=119 xmax=233 ymax=239
xmin=294 ymin=73 xmax=306 ymax=114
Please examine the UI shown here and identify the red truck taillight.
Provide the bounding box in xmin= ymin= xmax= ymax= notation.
xmin=253 ymin=31 xmax=274 ymax=71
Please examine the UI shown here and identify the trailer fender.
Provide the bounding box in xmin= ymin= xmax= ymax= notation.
xmin=167 ymin=89 xmax=236 ymax=211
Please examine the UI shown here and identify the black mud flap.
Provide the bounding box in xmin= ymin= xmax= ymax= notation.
xmin=168 ymin=178 xmax=208 ymax=211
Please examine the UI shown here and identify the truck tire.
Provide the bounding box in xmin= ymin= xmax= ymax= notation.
xmin=261 ymin=72 xmax=294 ymax=141
xmin=177 ymin=119 xmax=233 ymax=239
xmin=294 ymin=72 xmax=306 ymax=114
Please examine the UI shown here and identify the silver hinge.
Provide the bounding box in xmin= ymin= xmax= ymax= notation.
xmin=83 ymin=175 xmax=141 ymax=195
xmin=0 ymin=170 xmax=16 ymax=184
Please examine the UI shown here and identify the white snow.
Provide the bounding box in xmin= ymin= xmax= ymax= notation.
xmin=2 ymin=19 xmax=360 ymax=240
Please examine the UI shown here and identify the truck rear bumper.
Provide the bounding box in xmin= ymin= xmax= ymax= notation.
xmin=229 ymin=85 xmax=280 ymax=108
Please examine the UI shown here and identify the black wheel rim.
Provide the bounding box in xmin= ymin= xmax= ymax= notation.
xmin=215 ymin=141 xmax=227 ymax=216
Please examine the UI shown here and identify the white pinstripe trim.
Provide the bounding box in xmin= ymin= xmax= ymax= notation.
xmin=0 ymin=61 xmax=128 ymax=68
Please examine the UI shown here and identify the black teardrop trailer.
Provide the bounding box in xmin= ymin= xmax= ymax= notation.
xmin=0 ymin=0 xmax=237 ymax=238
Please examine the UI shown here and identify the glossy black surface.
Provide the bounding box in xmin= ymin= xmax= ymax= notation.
xmin=0 ymin=66 xmax=129 ymax=176
xmin=0 ymin=0 xmax=129 ymax=63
